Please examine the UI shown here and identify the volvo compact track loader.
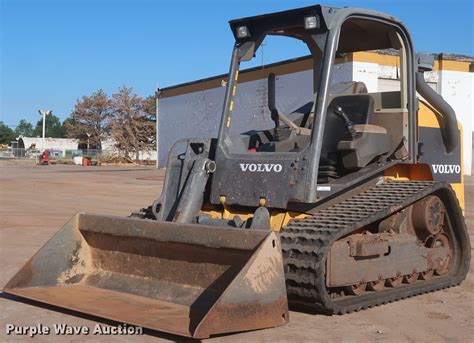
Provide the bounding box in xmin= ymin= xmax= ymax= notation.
xmin=4 ymin=5 xmax=470 ymax=339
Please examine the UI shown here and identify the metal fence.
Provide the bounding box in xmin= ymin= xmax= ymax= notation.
xmin=0 ymin=148 xmax=156 ymax=165
xmin=0 ymin=148 xmax=114 ymax=163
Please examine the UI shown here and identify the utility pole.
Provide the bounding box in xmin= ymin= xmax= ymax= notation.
xmin=86 ymin=132 xmax=91 ymax=157
xmin=38 ymin=110 xmax=52 ymax=152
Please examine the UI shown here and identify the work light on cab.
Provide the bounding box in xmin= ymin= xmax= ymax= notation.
xmin=304 ymin=15 xmax=319 ymax=29
xmin=236 ymin=25 xmax=250 ymax=38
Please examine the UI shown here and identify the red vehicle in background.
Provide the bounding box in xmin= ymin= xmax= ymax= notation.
xmin=39 ymin=150 xmax=49 ymax=165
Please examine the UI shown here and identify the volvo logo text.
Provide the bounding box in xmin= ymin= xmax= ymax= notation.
xmin=432 ymin=164 xmax=461 ymax=174
xmin=239 ymin=163 xmax=283 ymax=173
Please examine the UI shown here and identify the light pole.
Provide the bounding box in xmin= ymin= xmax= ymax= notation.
xmin=86 ymin=132 xmax=91 ymax=157
xmin=38 ymin=110 xmax=52 ymax=153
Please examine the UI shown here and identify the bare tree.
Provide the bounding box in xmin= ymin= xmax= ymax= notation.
xmin=109 ymin=87 xmax=155 ymax=160
xmin=65 ymin=89 xmax=111 ymax=148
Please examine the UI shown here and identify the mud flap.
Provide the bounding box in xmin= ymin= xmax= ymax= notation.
xmin=3 ymin=213 xmax=289 ymax=338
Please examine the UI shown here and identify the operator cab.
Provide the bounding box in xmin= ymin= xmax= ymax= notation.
xmin=228 ymin=17 xmax=408 ymax=178
xmin=211 ymin=5 xmax=415 ymax=207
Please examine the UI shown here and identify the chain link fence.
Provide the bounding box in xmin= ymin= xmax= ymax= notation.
xmin=0 ymin=148 xmax=156 ymax=165
xmin=0 ymin=148 xmax=114 ymax=164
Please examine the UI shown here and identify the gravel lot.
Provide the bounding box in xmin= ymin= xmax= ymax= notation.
xmin=1 ymin=160 xmax=473 ymax=342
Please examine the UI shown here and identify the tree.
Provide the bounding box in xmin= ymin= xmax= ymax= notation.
xmin=143 ymin=94 xmax=156 ymax=120
xmin=14 ymin=119 xmax=34 ymax=137
xmin=143 ymin=94 xmax=157 ymax=144
xmin=65 ymin=89 xmax=111 ymax=148
xmin=0 ymin=122 xmax=16 ymax=144
xmin=33 ymin=113 xmax=67 ymax=138
xmin=109 ymin=87 xmax=155 ymax=160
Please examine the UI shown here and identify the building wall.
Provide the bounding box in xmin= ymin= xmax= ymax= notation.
xmin=17 ymin=137 xmax=79 ymax=155
xmin=157 ymin=53 xmax=473 ymax=175
xmin=101 ymin=138 xmax=157 ymax=161
xmin=438 ymin=69 xmax=473 ymax=175
xmin=158 ymin=70 xmax=314 ymax=165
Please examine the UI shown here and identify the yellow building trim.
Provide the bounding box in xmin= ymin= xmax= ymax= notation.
xmin=352 ymin=51 xmax=400 ymax=67
xmin=434 ymin=59 xmax=471 ymax=72
xmin=352 ymin=51 xmax=471 ymax=72
xmin=161 ymin=55 xmax=351 ymax=98
xmin=161 ymin=51 xmax=472 ymax=99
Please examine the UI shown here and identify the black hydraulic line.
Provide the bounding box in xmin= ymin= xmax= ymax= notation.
xmin=267 ymin=73 xmax=281 ymax=141
xmin=415 ymin=72 xmax=459 ymax=153
xmin=172 ymin=158 xmax=213 ymax=223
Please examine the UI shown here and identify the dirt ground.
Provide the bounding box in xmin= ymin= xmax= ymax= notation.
xmin=1 ymin=160 xmax=473 ymax=342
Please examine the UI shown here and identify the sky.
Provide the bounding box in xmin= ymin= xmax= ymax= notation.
xmin=1 ymin=0 xmax=473 ymax=127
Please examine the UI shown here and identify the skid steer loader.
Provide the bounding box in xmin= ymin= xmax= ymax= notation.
xmin=4 ymin=4 xmax=470 ymax=339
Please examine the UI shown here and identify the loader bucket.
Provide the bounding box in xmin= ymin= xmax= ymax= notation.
xmin=3 ymin=213 xmax=289 ymax=338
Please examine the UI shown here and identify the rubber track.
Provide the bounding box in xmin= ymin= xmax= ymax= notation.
xmin=280 ymin=180 xmax=470 ymax=314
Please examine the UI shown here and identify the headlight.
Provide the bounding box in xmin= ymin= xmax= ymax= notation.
xmin=304 ymin=15 xmax=319 ymax=30
xmin=236 ymin=25 xmax=250 ymax=38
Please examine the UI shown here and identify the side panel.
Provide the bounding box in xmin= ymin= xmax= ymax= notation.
xmin=384 ymin=101 xmax=464 ymax=211
xmin=418 ymin=100 xmax=464 ymax=210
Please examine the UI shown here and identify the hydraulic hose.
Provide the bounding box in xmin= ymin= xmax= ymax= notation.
xmin=415 ymin=72 xmax=459 ymax=153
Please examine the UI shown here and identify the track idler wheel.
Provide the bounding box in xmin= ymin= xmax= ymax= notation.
xmin=412 ymin=195 xmax=446 ymax=239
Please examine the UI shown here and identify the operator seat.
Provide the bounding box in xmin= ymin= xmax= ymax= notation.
xmin=320 ymin=92 xmax=391 ymax=176
xmin=322 ymin=94 xmax=374 ymax=155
